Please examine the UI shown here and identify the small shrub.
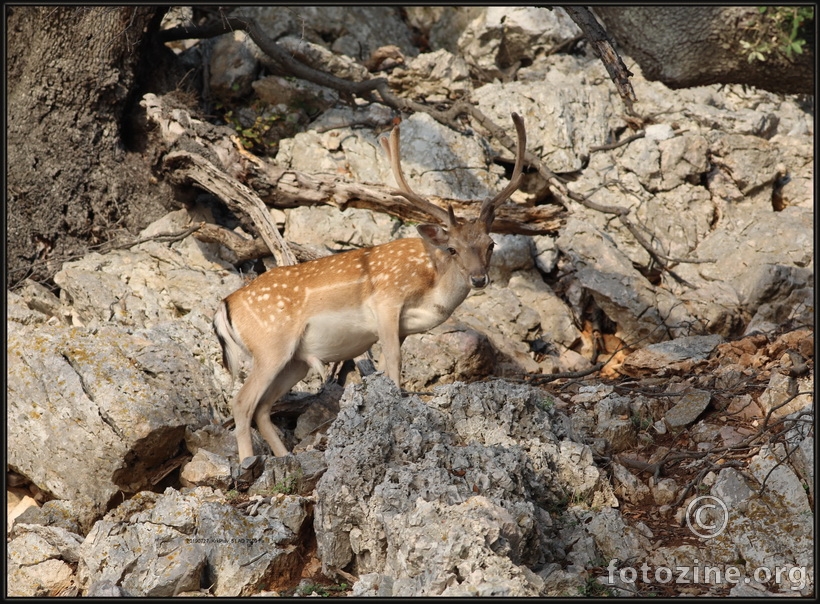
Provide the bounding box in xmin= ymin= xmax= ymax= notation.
xmin=741 ymin=6 xmax=814 ymax=62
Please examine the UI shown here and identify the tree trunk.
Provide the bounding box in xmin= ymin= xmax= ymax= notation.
xmin=7 ymin=6 xmax=180 ymax=288
xmin=595 ymin=6 xmax=814 ymax=95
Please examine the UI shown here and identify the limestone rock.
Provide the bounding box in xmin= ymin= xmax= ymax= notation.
xmin=664 ymin=389 xmax=712 ymax=429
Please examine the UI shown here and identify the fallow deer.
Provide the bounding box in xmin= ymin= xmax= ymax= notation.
xmin=214 ymin=113 xmax=527 ymax=461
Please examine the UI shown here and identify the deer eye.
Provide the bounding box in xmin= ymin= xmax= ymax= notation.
xmin=488 ymin=242 xmax=495 ymax=252
xmin=447 ymin=247 xmax=457 ymax=256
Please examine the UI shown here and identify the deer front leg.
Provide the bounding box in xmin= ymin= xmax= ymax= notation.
xmin=375 ymin=306 xmax=403 ymax=386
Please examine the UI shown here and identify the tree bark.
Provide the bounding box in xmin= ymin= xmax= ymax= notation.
xmin=595 ymin=6 xmax=814 ymax=95
xmin=7 ymin=6 xmax=180 ymax=288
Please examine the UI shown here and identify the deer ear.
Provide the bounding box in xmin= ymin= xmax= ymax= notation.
xmin=417 ymin=223 xmax=450 ymax=246
xmin=480 ymin=204 xmax=495 ymax=229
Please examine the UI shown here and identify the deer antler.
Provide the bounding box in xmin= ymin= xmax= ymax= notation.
xmin=480 ymin=113 xmax=527 ymax=223
xmin=380 ymin=126 xmax=452 ymax=225
xmin=381 ymin=113 xmax=527 ymax=227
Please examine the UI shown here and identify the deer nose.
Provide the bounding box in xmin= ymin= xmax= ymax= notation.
xmin=471 ymin=274 xmax=489 ymax=289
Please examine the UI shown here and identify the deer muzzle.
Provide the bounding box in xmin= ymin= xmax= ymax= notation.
xmin=470 ymin=274 xmax=490 ymax=289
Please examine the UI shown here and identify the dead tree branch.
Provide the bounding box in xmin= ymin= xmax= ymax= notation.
xmin=264 ymin=168 xmax=563 ymax=234
xmin=162 ymin=150 xmax=297 ymax=267
xmin=562 ymin=6 xmax=636 ymax=110
xmin=157 ymin=18 xmax=385 ymax=100
xmin=193 ymin=222 xmax=324 ymax=264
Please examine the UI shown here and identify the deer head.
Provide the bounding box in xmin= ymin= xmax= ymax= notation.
xmin=379 ymin=113 xmax=526 ymax=288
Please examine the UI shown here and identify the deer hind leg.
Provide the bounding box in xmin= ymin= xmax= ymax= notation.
xmin=231 ymin=362 xmax=282 ymax=462
xmin=231 ymin=341 xmax=299 ymax=461
xmin=252 ymin=359 xmax=309 ymax=457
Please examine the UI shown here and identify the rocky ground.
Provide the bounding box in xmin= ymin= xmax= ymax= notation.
xmin=7 ymin=7 xmax=814 ymax=597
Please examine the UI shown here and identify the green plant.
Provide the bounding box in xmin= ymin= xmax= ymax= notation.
xmin=536 ymin=396 xmax=555 ymax=412
xmin=578 ymin=576 xmax=616 ymax=597
xmin=630 ymin=413 xmax=653 ymax=432
xmin=295 ymin=582 xmax=349 ymax=597
xmin=741 ymin=6 xmax=814 ymax=62
xmin=265 ymin=470 xmax=303 ymax=496
xmin=216 ymin=100 xmax=282 ymax=155
xmin=230 ymin=112 xmax=280 ymax=153
xmin=569 ymin=489 xmax=593 ymax=508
